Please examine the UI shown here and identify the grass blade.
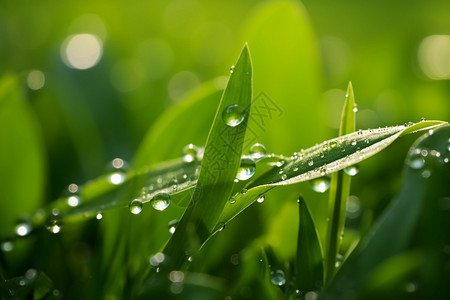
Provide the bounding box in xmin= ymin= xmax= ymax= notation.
xmin=324 ymin=82 xmax=356 ymax=283
xmin=295 ymin=195 xmax=324 ymax=293
xmin=322 ymin=125 xmax=450 ymax=299
xmin=162 ymin=43 xmax=253 ymax=269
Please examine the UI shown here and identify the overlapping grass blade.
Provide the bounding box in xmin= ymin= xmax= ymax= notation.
xmin=217 ymin=120 xmax=447 ymax=227
xmin=324 ymin=82 xmax=356 ymax=283
xmin=295 ymin=195 xmax=324 ymax=292
xmin=322 ymin=125 xmax=450 ymax=299
xmin=161 ymin=44 xmax=253 ymax=269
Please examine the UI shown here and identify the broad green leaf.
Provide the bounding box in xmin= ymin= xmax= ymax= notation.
xmin=322 ymin=125 xmax=450 ymax=299
xmin=0 ymin=75 xmax=46 ymax=236
xmin=162 ymin=44 xmax=253 ymax=270
xmin=295 ymin=195 xmax=324 ymax=292
xmin=324 ymin=82 xmax=356 ymax=282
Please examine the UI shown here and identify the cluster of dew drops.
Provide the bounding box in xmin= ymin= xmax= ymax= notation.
xmin=407 ymin=129 xmax=450 ymax=178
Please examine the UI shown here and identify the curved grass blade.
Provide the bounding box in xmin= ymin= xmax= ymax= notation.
xmin=324 ymin=82 xmax=355 ymax=283
xmin=217 ymin=120 xmax=447 ymax=228
xmin=295 ymin=195 xmax=324 ymax=293
xmin=322 ymin=125 xmax=450 ymax=299
xmin=161 ymin=43 xmax=253 ymax=270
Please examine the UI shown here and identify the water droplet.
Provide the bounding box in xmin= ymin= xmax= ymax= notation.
xmin=421 ymin=169 xmax=431 ymax=178
xmin=15 ymin=219 xmax=32 ymax=237
xmin=293 ymin=167 xmax=299 ymax=172
xmin=270 ymin=270 xmax=286 ymax=286
xmin=281 ymin=174 xmax=287 ymax=180
xmin=310 ymin=177 xmax=331 ymax=193
xmin=68 ymin=183 xmax=78 ymax=193
xmin=344 ymin=165 xmax=359 ymax=176
xmin=308 ymin=160 xmax=314 ymax=167
xmin=108 ymin=158 xmax=127 ymax=185
xmin=250 ymin=143 xmax=266 ymax=159
xmin=230 ymin=65 xmax=235 ymax=73
xmin=150 ymin=252 xmax=166 ymax=266
xmin=25 ymin=269 xmax=38 ymax=280
xmin=169 ymin=270 xmax=185 ymax=283
xmin=229 ymin=196 xmax=236 ymax=204
xmin=222 ymin=104 xmax=245 ymax=127
xmin=346 ymin=195 xmax=361 ymax=218
xmin=353 ymin=105 xmax=358 ymax=112
xmin=47 ymin=220 xmax=62 ymax=234
xmin=217 ymin=223 xmax=226 ymax=231
xmin=129 ymin=199 xmax=143 ymax=214
xmin=428 ymin=129 xmax=434 ymax=135
xmin=351 ymin=140 xmax=357 ymax=146
xmin=276 ymin=159 xmax=286 ymax=167
xmin=96 ymin=212 xmax=103 ymax=220
xmin=241 ymin=188 xmax=248 ymax=195
xmin=256 ymin=194 xmax=265 ymax=203
xmin=151 ymin=193 xmax=171 ymax=211
xmin=67 ymin=195 xmax=81 ymax=207
xmin=330 ymin=141 xmax=338 ymax=148
xmin=409 ymin=155 xmax=425 ymax=169
xmin=168 ymin=219 xmax=178 ymax=234
xmin=182 ymin=144 xmax=198 ymax=163
xmin=405 ymin=282 xmax=417 ymax=293
xmin=236 ymin=157 xmax=256 ymax=180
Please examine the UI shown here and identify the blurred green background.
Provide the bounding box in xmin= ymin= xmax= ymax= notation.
xmin=0 ymin=0 xmax=449 ymax=298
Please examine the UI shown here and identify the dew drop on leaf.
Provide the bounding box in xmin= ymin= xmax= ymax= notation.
xmin=236 ymin=157 xmax=256 ymax=180
xmin=182 ymin=144 xmax=198 ymax=163
xmin=344 ymin=165 xmax=359 ymax=176
xmin=222 ymin=104 xmax=245 ymax=127
xmin=249 ymin=143 xmax=266 ymax=159
xmin=256 ymin=195 xmax=265 ymax=203
xmin=229 ymin=196 xmax=236 ymax=204
xmin=47 ymin=220 xmax=62 ymax=234
xmin=310 ymin=177 xmax=331 ymax=193
xmin=168 ymin=219 xmax=178 ymax=234
xmin=15 ymin=219 xmax=32 ymax=237
xmin=151 ymin=193 xmax=171 ymax=211
xmin=421 ymin=169 xmax=431 ymax=178
xmin=129 ymin=199 xmax=143 ymax=214
xmin=409 ymin=155 xmax=425 ymax=169
xmin=308 ymin=160 xmax=314 ymax=167
xmin=230 ymin=65 xmax=235 ymax=73
xmin=217 ymin=223 xmax=226 ymax=232
xmin=96 ymin=212 xmax=103 ymax=220
xmin=270 ymin=270 xmax=286 ymax=286
xmin=67 ymin=195 xmax=81 ymax=207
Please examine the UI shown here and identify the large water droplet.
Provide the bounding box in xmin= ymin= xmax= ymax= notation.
xmin=409 ymin=155 xmax=425 ymax=169
xmin=151 ymin=193 xmax=171 ymax=211
xmin=168 ymin=219 xmax=178 ymax=234
xmin=222 ymin=104 xmax=245 ymax=127
xmin=270 ymin=270 xmax=286 ymax=286
xmin=182 ymin=144 xmax=198 ymax=163
xmin=96 ymin=212 xmax=103 ymax=220
xmin=344 ymin=165 xmax=359 ymax=176
xmin=256 ymin=194 xmax=265 ymax=203
xmin=129 ymin=199 xmax=143 ymax=214
xmin=236 ymin=157 xmax=256 ymax=180
xmin=310 ymin=177 xmax=331 ymax=193
xmin=15 ymin=219 xmax=32 ymax=237
xmin=249 ymin=143 xmax=266 ymax=159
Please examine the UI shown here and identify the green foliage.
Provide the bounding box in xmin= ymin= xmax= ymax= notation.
xmin=1 ymin=0 xmax=449 ymax=299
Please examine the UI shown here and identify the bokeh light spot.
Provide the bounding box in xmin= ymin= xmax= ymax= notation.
xmin=61 ymin=34 xmax=103 ymax=70
xmin=418 ymin=35 xmax=450 ymax=80
xmin=27 ymin=70 xmax=45 ymax=90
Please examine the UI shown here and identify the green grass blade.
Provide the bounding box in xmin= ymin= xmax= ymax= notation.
xmin=324 ymin=82 xmax=356 ymax=283
xmin=0 ymin=75 xmax=46 ymax=236
xmin=161 ymin=44 xmax=253 ymax=269
xmin=295 ymin=195 xmax=324 ymax=293
xmin=217 ymin=120 xmax=447 ymax=227
xmin=322 ymin=124 xmax=450 ymax=299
